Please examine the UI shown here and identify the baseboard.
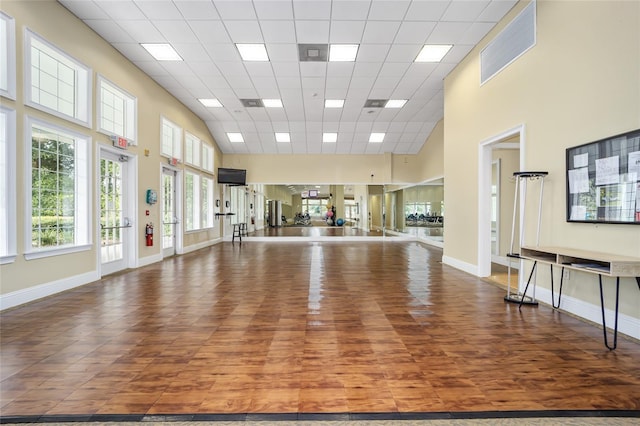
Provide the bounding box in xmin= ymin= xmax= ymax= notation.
xmin=442 ymin=255 xmax=478 ymax=276
xmin=534 ymin=286 xmax=640 ymax=341
xmin=182 ymin=238 xmax=223 ymax=254
xmin=0 ymin=270 xmax=100 ymax=311
xmin=137 ymin=252 xmax=163 ymax=267
xmin=491 ymin=255 xmax=519 ymax=269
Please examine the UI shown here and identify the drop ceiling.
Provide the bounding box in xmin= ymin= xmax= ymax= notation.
xmin=58 ymin=0 xmax=517 ymax=155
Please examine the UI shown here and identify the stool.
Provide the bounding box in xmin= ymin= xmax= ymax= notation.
xmin=240 ymin=222 xmax=248 ymax=236
xmin=232 ymin=223 xmax=242 ymax=243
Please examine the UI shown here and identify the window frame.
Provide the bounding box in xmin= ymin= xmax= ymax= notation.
xmin=0 ymin=106 xmax=16 ymax=264
xmin=184 ymin=171 xmax=201 ymax=232
xmin=202 ymin=143 xmax=214 ymax=174
xmin=0 ymin=12 xmax=16 ymax=100
xmin=201 ymin=176 xmax=214 ymax=229
xmin=97 ymin=74 xmax=137 ymax=145
xmin=184 ymin=132 xmax=201 ymax=168
xmin=24 ymin=116 xmax=92 ymax=260
xmin=24 ymin=28 xmax=92 ymax=127
xmin=160 ymin=116 xmax=182 ymax=160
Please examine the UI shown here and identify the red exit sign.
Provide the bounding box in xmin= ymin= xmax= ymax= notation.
xmin=111 ymin=135 xmax=128 ymax=149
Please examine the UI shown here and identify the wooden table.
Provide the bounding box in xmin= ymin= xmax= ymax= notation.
xmin=518 ymin=245 xmax=640 ymax=350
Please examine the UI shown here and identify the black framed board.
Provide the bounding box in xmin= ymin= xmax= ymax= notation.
xmin=566 ymin=129 xmax=640 ymax=224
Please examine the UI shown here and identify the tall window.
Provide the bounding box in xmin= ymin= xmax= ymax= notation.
xmin=201 ymin=177 xmax=213 ymax=228
xmin=0 ymin=12 xmax=16 ymax=99
xmin=185 ymin=132 xmax=201 ymax=168
xmin=185 ymin=172 xmax=200 ymax=231
xmin=25 ymin=29 xmax=91 ymax=126
xmin=26 ymin=118 xmax=90 ymax=258
xmin=202 ymin=143 xmax=214 ymax=173
xmin=0 ymin=107 xmax=16 ymax=263
xmin=98 ymin=76 xmax=137 ymax=144
xmin=161 ymin=117 xmax=181 ymax=160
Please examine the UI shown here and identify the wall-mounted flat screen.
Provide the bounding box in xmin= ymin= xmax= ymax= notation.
xmin=308 ymin=189 xmax=318 ymax=197
xmin=217 ymin=168 xmax=246 ymax=186
xmin=566 ymin=128 xmax=640 ymax=224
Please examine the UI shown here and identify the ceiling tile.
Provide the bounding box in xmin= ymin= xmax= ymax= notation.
xmin=329 ymin=20 xmax=366 ymax=43
xmin=272 ymin=62 xmax=302 ymax=78
xmin=426 ymin=22 xmax=473 ymax=44
xmin=405 ymin=1 xmax=450 ymax=21
xmin=368 ymin=1 xmax=411 ymax=21
xmin=293 ymin=1 xmax=332 ymax=20
xmin=352 ymin=63 xmax=381 ymax=78
xmin=356 ymin=44 xmax=390 ymax=62
xmin=224 ymin=20 xmax=263 ymax=43
xmin=300 ymin=62 xmax=327 ymax=77
xmin=327 ymin=62 xmax=355 ymax=78
xmin=459 ymin=22 xmax=495 ymax=45
xmin=136 ymin=1 xmax=181 ymax=20
xmin=362 ymin=21 xmax=401 ymax=44
xmin=98 ymin=1 xmax=146 ymax=20
xmin=441 ymin=1 xmax=490 ymax=22
xmin=478 ymin=0 xmax=518 ymax=22
xmin=112 ymin=42 xmax=152 ymax=61
xmin=189 ymin=21 xmax=232 ymax=44
xmin=393 ymin=21 xmax=436 ymax=44
xmin=213 ymin=0 xmax=257 ymax=20
xmin=204 ymin=44 xmax=241 ymax=61
xmin=244 ymin=62 xmax=275 ymax=77
xmin=266 ymin=44 xmax=299 ymax=62
xmin=254 ymin=0 xmax=294 ymax=19
xmin=86 ymin=20 xmax=138 ymax=43
xmin=59 ymin=1 xmax=109 ymax=19
xmin=153 ymin=20 xmax=200 ymax=43
xmin=331 ymin=1 xmax=371 ymax=20
xmin=295 ymin=20 xmax=330 ymax=43
xmin=133 ymin=60 xmax=169 ymax=77
xmin=260 ymin=21 xmax=297 ymax=43
xmin=378 ymin=62 xmax=410 ymax=77
xmin=174 ymin=1 xmax=221 ymax=20
xmin=173 ymin=43 xmax=209 ymax=62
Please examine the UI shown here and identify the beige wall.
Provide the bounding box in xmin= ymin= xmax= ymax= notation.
xmin=1 ymin=1 xmax=222 ymax=297
xmin=393 ymin=119 xmax=445 ymax=183
xmin=444 ymin=1 xmax=639 ymax=319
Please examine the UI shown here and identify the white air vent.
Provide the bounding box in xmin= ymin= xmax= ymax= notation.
xmin=480 ymin=1 xmax=536 ymax=84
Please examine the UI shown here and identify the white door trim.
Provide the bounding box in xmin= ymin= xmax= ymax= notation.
xmin=478 ymin=125 xmax=525 ymax=278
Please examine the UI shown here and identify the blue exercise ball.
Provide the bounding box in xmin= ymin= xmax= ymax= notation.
xmin=336 ymin=218 xmax=344 ymax=226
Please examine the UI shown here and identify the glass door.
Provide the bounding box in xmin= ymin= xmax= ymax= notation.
xmin=162 ymin=168 xmax=177 ymax=257
xmin=100 ymin=150 xmax=131 ymax=275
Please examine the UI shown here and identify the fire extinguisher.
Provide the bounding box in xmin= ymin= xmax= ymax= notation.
xmin=145 ymin=223 xmax=153 ymax=246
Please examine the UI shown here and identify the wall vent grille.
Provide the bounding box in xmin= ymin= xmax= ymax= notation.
xmin=480 ymin=1 xmax=536 ymax=84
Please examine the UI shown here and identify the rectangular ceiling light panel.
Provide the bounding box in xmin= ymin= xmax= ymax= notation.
xmin=325 ymin=99 xmax=345 ymax=108
xmin=385 ymin=99 xmax=407 ymax=108
xmin=141 ymin=43 xmax=182 ymax=61
xmin=322 ymin=133 xmax=338 ymax=143
xmin=275 ymin=132 xmax=290 ymax=142
xmin=329 ymin=44 xmax=359 ymax=61
xmin=415 ymin=44 xmax=452 ymax=62
xmin=369 ymin=132 xmax=385 ymax=142
xmin=263 ymin=99 xmax=283 ymax=108
xmin=236 ymin=43 xmax=269 ymax=61
xmin=227 ymin=132 xmax=244 ymax=142
xmin=199 ymin=98 xmax=223 ymax=107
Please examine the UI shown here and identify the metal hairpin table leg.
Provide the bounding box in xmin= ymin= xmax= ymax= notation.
xmin=518 ymin=260 xmax=538 ymax=311
xmin=598 ymin=275 xmax=620 ymax=351
xmin=551 ymin=266 xmax=564 ymax=309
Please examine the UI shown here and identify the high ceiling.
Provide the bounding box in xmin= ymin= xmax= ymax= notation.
xmin=59 ymin=0 xmax=517 ymax=155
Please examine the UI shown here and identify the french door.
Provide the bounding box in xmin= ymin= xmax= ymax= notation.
xmin=162 ymin=168 xmax=178 ymax=257
xmin=100 ymin=150 xmax=132 ymax=275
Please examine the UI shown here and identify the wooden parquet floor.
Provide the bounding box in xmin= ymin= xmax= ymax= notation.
xmin=1 ymin=242 xmax=639 ymax=418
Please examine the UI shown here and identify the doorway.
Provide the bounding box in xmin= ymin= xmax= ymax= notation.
xmin=99 ymin=149 xmax=136 ymax=276
xmin=162 ymin=167 xmax=180 ymax=258
xmin=478 ymin=125 xmax=524 ymax=281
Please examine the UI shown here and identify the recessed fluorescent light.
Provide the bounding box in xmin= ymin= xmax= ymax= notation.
xmin=198 ymin=98 xmax=223 ymax=108
xmin=236 ymin=43 xmax=269 ymax=61
xmin=369 ymin=132 xmax=385 ymax=143
xmin=325 ymin=99 xmax=344 ymax=108
xmin=263 ymin=98 xmax=283 ymax=108
xmin=415 ymin=44 xmax=452 ymax=62
xmin=275 ymin=132 xmax=290 ymax=142
xmin=329 ymin=44 xmax=359 ymax=61
xmin=140 ymin=43 xmax=182 ymax=61
xmin=385 ymin=99 xmax=407 ymax=108
xmin=323 ymin=133 xmax=337 ymax=143
xmin=227 ymin=132 xmax=244 ymax=143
